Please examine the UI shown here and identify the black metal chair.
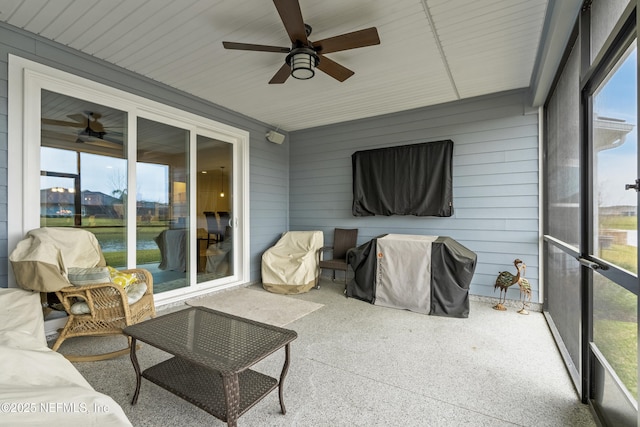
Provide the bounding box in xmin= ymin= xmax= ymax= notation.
xmin=317 ymin=228 xmax=358 ymax=289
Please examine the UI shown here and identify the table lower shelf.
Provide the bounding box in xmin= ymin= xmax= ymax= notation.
xmin=142 ymin=356 xmax=278 ymax=422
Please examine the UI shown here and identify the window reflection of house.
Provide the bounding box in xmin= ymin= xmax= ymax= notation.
xmin=592 ymin=116 xmax=636 ymax=253
xmin=599 ymin=205 xmax=637 ymax=217
xmin=40 ymin=188 xmax=168 ymax=221
xmin=593 ymin=116 xmax=635 ymax=151
xmin=548 ymin=116 xmax=635 ymax=248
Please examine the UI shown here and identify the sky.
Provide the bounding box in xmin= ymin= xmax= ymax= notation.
xmin=41 ymin=148 xmax=169 ymax=204
xmin=594 ymin=46 xmax=637 ymax=207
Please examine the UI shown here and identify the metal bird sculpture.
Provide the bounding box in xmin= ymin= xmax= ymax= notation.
xmin=493 ymin=259 xmax=525 ymax=311
xmin=516 ymin=263 xmax=532 ymax=315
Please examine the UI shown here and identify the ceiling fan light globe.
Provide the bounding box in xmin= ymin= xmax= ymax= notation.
xmin=287 ymin=48 xmax=318 ymax=80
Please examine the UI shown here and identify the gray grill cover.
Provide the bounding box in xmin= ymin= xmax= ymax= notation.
xmin=375 ymin=234 xmax=438 ymax=314
xmin=346 ymin=235 xmax=476 ymax=318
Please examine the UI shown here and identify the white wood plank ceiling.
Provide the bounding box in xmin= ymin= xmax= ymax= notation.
xmin=0 ymin=0 xmax=549 ymax=131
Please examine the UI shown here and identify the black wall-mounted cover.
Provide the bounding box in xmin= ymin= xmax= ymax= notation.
xmin=352 ymin=139 xmax=453 ymax=217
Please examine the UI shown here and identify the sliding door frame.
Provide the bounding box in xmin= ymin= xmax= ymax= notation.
xmin=7 ymin=55 xmax=250 ymax=305
xmin=544 ymin=3 xmax=639 ymax=425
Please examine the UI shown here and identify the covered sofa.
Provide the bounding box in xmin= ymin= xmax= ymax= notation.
xmin=261 ymin=230 xmax=323 ymax=294
xmin=0 ymin=287 xmax=131 ymax=426
xmin=346 ymin=234 xmax=477 ymax=318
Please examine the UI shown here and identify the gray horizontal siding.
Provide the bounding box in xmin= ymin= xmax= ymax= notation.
xmin=289 ymin=89 xmax=540 ymax=302
xmin=0 ymin=23 xmax=289 ymax=285
xmin=0 ymin=22 xmax=540 ymax=300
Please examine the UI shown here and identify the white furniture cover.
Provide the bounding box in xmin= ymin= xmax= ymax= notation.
xmin=261 ymin=230 xmax=323 ymax=294
xmin=10 ymin=227 xmax=106 ymax=293
xmin=0 ymin=288 xmax=131 ymax=426
xmin=206 ymin=239 xmax=232 ymax=275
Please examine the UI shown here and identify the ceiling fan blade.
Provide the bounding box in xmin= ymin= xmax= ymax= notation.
xmin=63 ymin=112 xmax=106 ymax=133
xmin=67 ymin=114 xmax=87 ymax=123
xmin=269 ymin=63 xmax=291 ymax=84
xmin=41 ymin=118 xmax=85 ymax=128
xmin=84 ymin=138 xmax=123 ymax=150
xmin=313 ymin=27 xmax=380 ymax=54
xmin=316 ymin=55 xmax=354 ymax=82
xmin=88 ymin=121 xmax=105 ymax=133
xmin=41 ymin=129 xmax=76 ymax=142
xmin=41 ymin=130 xmax=122 ymax=156
xmin=223 ymin=41 xmax=290 ymax=53
xmin=273 ymin=0 xmax=308 ymax=45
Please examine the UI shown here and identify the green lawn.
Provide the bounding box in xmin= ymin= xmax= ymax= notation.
xmin=594 ymin=318 xmax=638 ymax=398
xmin=594 ymin=238 xmax=638 ymax=399
xmin=103 ymin=249 xmax=161 ymax=267
xmin=600 ymin=215 xmax=637 ymax=230
xmin=601 ymin=244 xmax=637 ymax=274
xmin=41 ymin=218 xmax=166 ymax=267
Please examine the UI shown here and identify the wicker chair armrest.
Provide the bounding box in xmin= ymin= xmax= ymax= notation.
xmin=55 ymin=268 xmax=153 ymax=318
xmin=56 ymin=282 xmax=127 ymax=318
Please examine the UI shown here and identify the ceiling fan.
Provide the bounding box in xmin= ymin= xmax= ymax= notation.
xmin=222 ymin=0 xmax=380 ymax=84
xmin=42 ymin=111 xmax=105 ymax=133
xmin=41 ymin=111 xmax=122 ymax=149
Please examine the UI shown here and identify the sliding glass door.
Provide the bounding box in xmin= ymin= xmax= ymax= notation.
xmin=33 ymin=82 xmax=247 ymax=296
xmin=586 ymin=40 xmax=638 ymax=425
xmin=544 ymin=8 xmax=639 ymax=426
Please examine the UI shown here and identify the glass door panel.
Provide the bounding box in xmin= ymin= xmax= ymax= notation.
xmin=136 ymin=117 xmax=190 ymax=293
xmin=40 ymin=90 xmax=128 ymax=266
xmin=593 ymin=273 xmax=637 ymax=397
xmin=593 ymin=43 xmax=638 ymax=272
xmin=589 ymin=40 xmax=638 ymax=422
xmin=196 ymin=135 xmax=233 ymax=283
xmin=28 ymin=68 xmax=248 ymax=303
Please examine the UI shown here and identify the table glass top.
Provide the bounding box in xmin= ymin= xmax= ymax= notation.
xmin=124 ymin=307 xmax=297 ymax=374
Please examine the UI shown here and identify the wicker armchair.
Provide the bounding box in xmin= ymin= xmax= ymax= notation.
xmin=52 ymin=268 xmax=156 ymax=362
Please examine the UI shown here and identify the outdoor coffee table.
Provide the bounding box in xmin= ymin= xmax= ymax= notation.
xmin=124 ymin=306 xmax=297 ymax=427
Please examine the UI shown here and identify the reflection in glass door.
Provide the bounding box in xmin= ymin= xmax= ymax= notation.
xmin=196 ymin=135 xmax=233 ymax=283
xmin=589 ymin=41 xmax=638 ymax=424
xmin=40 ymin=90 xmax=128 ymax=266
xmin=136 ymin=117 xmax=190 ymax=293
